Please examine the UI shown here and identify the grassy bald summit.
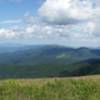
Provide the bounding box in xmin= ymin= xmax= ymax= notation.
xmin=0 ymin=76 xmax=100 ymax=100
xmin=0 ymin=45 xmax=100 ymax=78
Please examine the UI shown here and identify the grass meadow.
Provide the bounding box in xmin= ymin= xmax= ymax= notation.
xmin=0 ymin=76 xmax=100 ymax=100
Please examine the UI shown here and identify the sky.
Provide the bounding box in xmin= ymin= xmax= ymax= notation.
xmin=0 ymin=0 xmax=100 ymax=47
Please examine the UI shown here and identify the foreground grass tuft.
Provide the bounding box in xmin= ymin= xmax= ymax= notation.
xmin=0 ymin=76 xmax=100 ymax=100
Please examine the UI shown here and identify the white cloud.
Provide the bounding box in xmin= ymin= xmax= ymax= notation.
xmin=95 ymin=0 xmax=100 ymax=7
xmin=38 ymin=0 xmax=94 ymax=25
xmin=0 ymin=0 xmax=99 ymax=47
xmin=0 ymin=13 xmax=99 ymax=42
xmin=0 ymin=28 xmax=16 ymax=39
xmin=92 ymin=7 xmax=100 ymax=36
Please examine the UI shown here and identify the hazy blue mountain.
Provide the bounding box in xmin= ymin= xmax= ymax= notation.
xmin=0 ymin=43 xmax=26 ymax=53
xmin=0 ymin=44 xmax=100 ymax=78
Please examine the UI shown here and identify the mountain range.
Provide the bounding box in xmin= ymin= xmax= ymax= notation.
xmin=0 ymin=44 xmax=100 ymax=78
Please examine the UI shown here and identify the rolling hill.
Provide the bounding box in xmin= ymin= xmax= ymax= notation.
xmin=0 ymin=45 xmax=100 ymax=78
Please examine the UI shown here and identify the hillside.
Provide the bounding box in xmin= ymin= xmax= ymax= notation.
xmin=0 ymin=45 xmax=100 ymax=65
xmin=0 ymin=76 xmax=100 ymax=100
xmin=0 ymin=45 xmax=100 ymax=78
xmin=60 ymin=58 xmax=100 ymax=76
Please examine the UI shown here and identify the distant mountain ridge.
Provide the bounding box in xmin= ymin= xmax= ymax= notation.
xmin=0 ymin=44 xmax=100 ymax=78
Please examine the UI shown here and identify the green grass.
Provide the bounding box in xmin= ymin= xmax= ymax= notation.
xmin=0 ymin=76 xmax=100 ymax=100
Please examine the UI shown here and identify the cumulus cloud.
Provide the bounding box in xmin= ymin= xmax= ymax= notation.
xmin=0 ymin=0 xmax=99 ymax=47
xmin=95 ymin=0 xmax=100 ymax=7
xmin=38 ymin=0 xmax=94 ymax=25
xmin=0 ymin=15 xmax=99 ymax=46
xmin=0 ymin=28 xmax=17 ymax=39
xmin=92 ymin=7 xmax=100 ymax=36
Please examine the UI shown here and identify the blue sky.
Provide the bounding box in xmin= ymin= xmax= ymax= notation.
xmin=0 ymin=0 xmax=100 ymax=47
xmin=0 ymin=0 xmax=44 ymax=21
